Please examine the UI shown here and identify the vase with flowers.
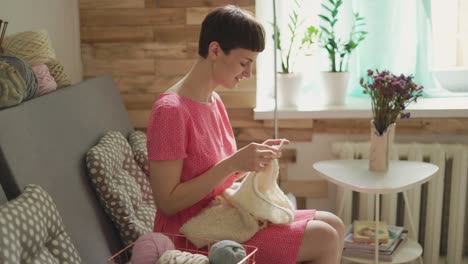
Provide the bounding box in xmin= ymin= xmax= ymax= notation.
xmin=360 ymin=69 xmax=424 ymax=172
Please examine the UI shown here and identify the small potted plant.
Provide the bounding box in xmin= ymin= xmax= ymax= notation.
xmin=318 ymin=0 xmax=367 ymax=105
xmin=273 ymin=0 xmax=318 ymax=108
xmin=360 ymin=69 xmax=424 ymax=171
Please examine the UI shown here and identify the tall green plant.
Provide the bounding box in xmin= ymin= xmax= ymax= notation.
xmin=318 ymin=0 xmax=367 ymax=72
xmin=273 ymin=0 xmax=318 ymax=74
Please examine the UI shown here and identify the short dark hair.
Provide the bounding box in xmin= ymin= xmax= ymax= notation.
xmin=198 ymin=5 xmax=265 ymax=58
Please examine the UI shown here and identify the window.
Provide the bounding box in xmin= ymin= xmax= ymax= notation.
xmin=255 ymin=0 xmax=468 ymax=111
xmin=431 ymin=0 xmax=468 ymax=92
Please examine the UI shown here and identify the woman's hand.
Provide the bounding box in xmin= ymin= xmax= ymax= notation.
xmin=262 ymin=138 xmax=290 ymax=149
xmin=227 ymin=142 xmax=282 ymax=173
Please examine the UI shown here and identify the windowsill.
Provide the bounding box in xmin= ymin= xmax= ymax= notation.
xmin=254 ymin=96 xmax=468 ymax=120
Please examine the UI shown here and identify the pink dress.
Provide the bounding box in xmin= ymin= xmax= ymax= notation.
xmin=147 ymin=92 xmax=315 ymax=264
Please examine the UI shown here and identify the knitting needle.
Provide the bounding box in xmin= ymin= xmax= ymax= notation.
xmin=0 ymin=21 xmax=7 ymax=47
xmin=0 ymin=20 xmax=3 ymax=53
xmin=276 ymin=138 xmax=286 ymax=150
xmin=0 ymin=20 xmax=3 ymax=44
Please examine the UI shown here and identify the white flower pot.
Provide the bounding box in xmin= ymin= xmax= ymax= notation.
xmin=320 ymin=71 xmax=350 ymax=105
xmin=276 ymin=73 xmax=303 ymax=108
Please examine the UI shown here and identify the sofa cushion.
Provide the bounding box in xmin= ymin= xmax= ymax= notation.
xmin=86 ymin=131 xmax=155 ymax=245
xmin=0 ymin=185 xmax=81 ymax=263
xmin=129 ymin=130 xmax=149 ymax=176
xmin=0 ymin=75 xmax=133 ymax=263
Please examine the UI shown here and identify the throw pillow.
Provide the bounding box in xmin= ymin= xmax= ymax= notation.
xmin=0 ymin=185 xmax=81 ymax=263
xmin=86 ymin=131 xmax=155 ymax=245
xmin=129 ymin=130 xmax=149 ymax=176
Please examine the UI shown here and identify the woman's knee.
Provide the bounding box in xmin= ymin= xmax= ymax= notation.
xmin=315 ymin=211 xmax=345 ymax=237
xmin=305 ymin=220 xmax=339 ymax=251
xmin=297 ymin=220 xmax=341 ymax=262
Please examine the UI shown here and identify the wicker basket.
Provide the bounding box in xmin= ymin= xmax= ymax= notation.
xmin=108 ymin=233 xmax=258 ymax=264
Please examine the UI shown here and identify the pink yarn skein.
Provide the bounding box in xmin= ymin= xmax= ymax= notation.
xmin=131 ymin=233 xmax=175 ymax=264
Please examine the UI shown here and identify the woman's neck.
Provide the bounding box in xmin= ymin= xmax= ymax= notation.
xmin=177 ymin=58 xmax=217 ymax=103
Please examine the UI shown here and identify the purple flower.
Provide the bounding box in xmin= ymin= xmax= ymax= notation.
xmin=400 ymin=112 xmax=411 ymax=119
xmin=360 ymin=69 xmax=423 ymax=134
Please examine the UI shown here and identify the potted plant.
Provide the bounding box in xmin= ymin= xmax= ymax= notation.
xmin=318 ymin=0 xmax=367 ymax=105
xmin=273 ymin=0 xmax=318 ymax=108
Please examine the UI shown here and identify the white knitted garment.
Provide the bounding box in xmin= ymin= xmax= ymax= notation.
xmin=180 ymin=159 xmax=294 ymax=248
xmin=179 ymin=195 xmax=259 ymax=248
xmin=224 ymin=159 xmax=294 ymax=225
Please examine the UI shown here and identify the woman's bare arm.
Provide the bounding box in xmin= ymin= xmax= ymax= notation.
xmin=149 ymin=142 xmax=281 ymax=217
xmin=149 ymin=158 xmax=233 ymax=217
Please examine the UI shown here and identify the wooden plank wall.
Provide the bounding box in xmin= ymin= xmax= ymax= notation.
xmin=79 ymin=0 xmax=468 ymax=209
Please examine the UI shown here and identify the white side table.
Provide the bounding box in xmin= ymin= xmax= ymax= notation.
xmin=313 ymin=160 xmax=439 ymax=264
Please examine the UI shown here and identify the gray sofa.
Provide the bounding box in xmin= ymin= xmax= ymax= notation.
xmin=0 ymin=75 xmax=135 ymax=263
xmin=0 ymin=186 xmax=5 ymax=204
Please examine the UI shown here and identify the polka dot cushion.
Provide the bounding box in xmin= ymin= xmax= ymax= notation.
xmin=86 ymin=131 xmax=155 ymax=245
xmin=129 ymin=130 xmax=149 ymax=176
xmin=0 ymin=185 xmax=81 ymax=264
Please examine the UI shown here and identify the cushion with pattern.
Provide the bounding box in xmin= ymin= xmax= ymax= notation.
xmin=129 ymin=130 xmax=149 ymax=176
xmin=0 ymin=185 xmax=81 ymax=263
xmin=86 ymin=131 xmax=155 ymax=245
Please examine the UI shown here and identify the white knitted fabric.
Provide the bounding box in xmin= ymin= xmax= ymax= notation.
xmin=179 ymin=195 xmax=259 ymax=248
xmin=225 ymin=159 xmax=294 ymax=224
xmin=180 ymin=159 xmax=294 ymax=248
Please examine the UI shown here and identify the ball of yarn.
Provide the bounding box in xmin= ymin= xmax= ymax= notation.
xmin=157 ymin=250 xmax=209 ymax=264
xmin=0 ymin=54 xmax=38 ymax=100
xmin=45 ymin=59 xmax=71 ymax=88
xmin=208 ymin=240 xmax=247 ymax=264
xmin=130 ymin=233 xmax=175 ymax=264
xmin=2 ymin=29 xmax=56 ymax=65
xmin=0 ymin=61 xmax=26 ymax=109
xmin=32 ymin=64 xmax=57 ymax=96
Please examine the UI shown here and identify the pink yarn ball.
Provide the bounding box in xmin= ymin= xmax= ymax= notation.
xmin=131 ymin=233 xmax=175 ymax=264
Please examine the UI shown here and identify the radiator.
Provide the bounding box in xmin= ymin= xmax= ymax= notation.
xmin=332 ymin=142 xmax=468 ymax=264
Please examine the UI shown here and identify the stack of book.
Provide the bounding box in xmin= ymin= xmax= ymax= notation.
xmin=342 ymin=220 xmax=408 ymax=262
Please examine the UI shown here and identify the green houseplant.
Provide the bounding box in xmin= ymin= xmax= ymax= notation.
xmin=318 ymin=0 xmax=367 ymax=105
xmin=274 ymin=17 xmax=318 ymax=73
xmin=273 ymin=0 xmax=318 ymax=107
xmin=318 ymin=0 xmax=367 ymax=72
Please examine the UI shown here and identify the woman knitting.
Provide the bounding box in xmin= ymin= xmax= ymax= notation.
xmin=147 ymin=5 xmax=345 ymax=264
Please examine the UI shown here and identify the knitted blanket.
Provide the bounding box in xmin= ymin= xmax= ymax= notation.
xmin=180 ymin=159 xmax=294 ymax=248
